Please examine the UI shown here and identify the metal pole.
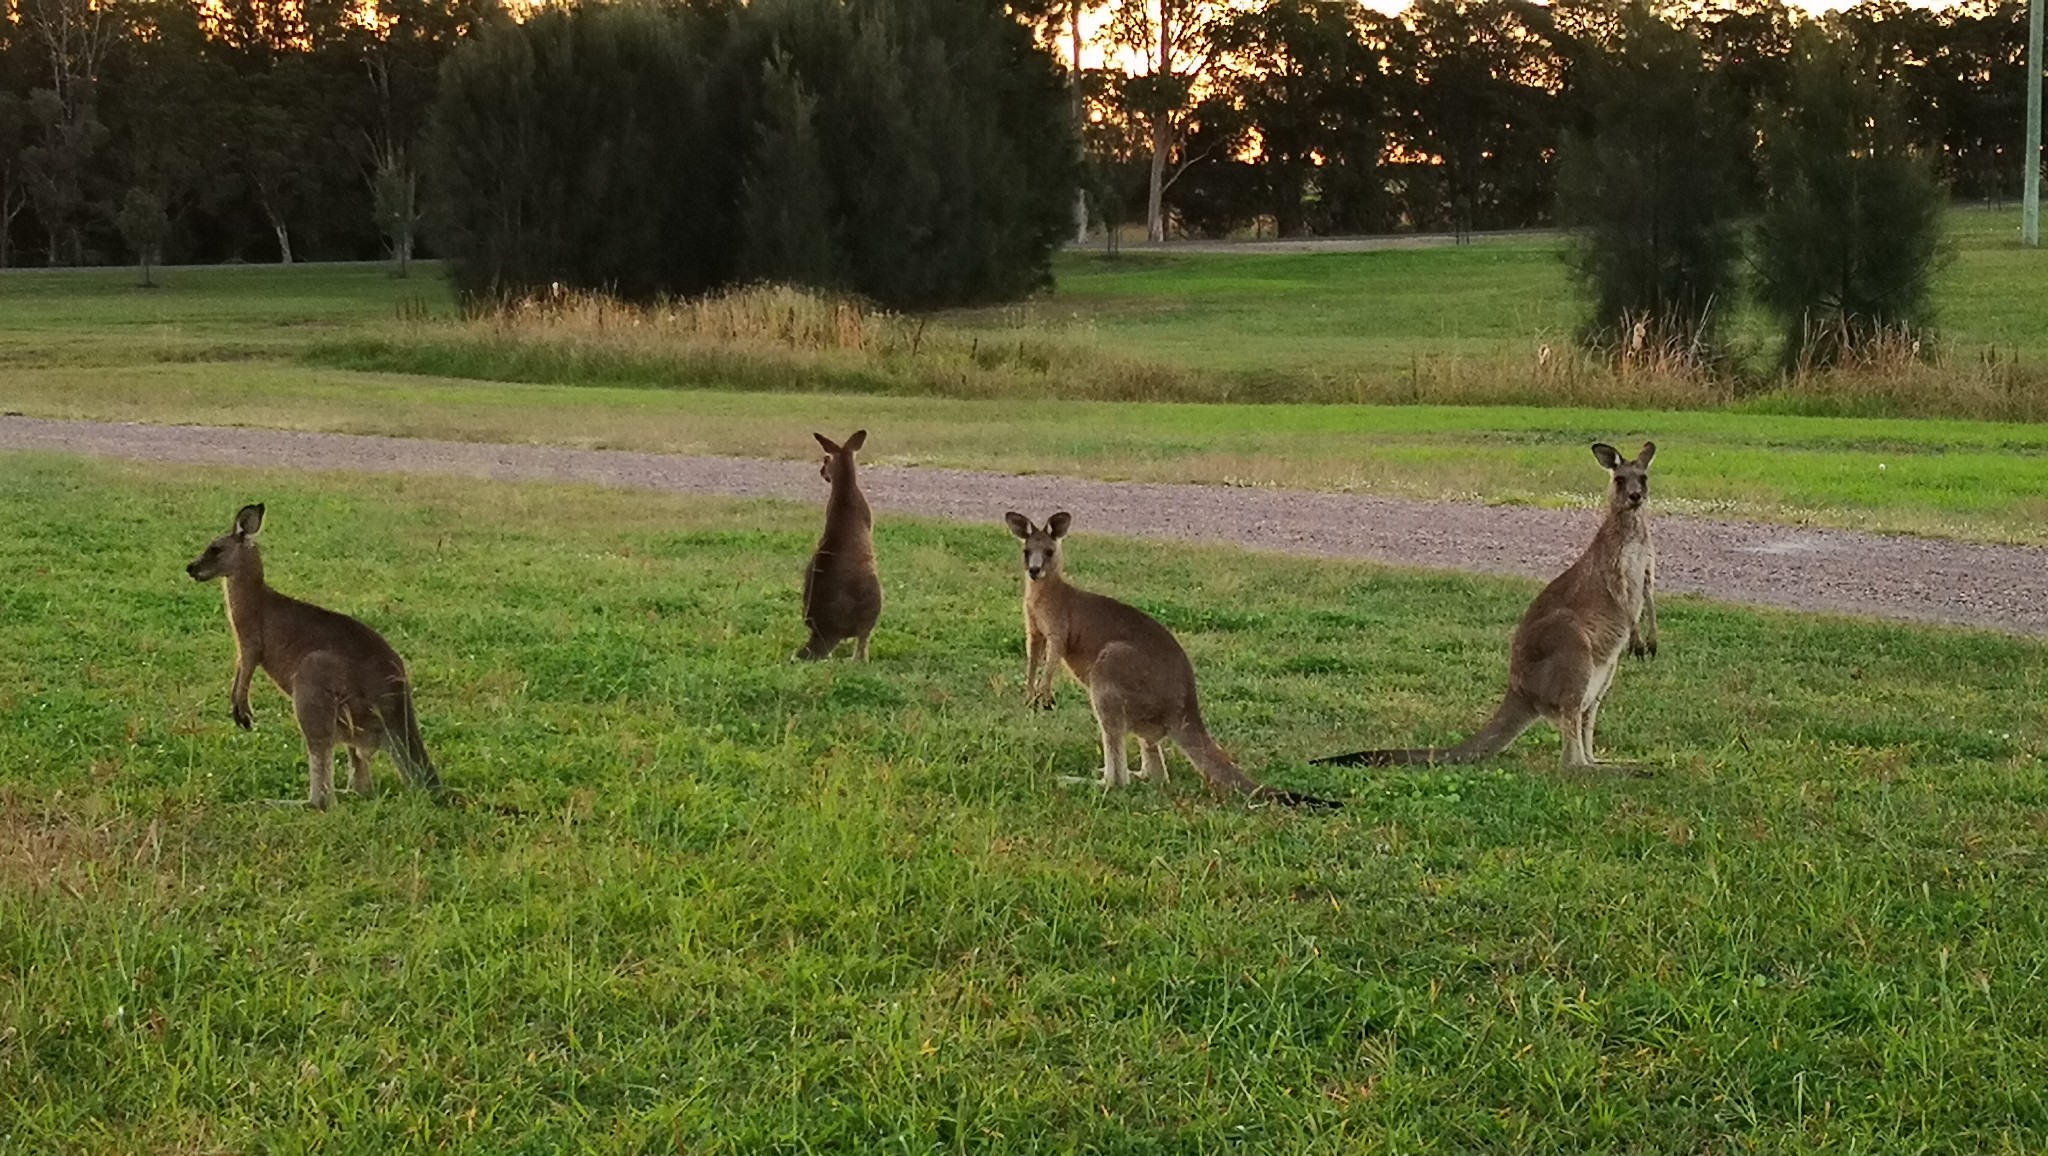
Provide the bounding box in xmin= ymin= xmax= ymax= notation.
xmin=2026 ymin=0 xmax=2043 ymax=245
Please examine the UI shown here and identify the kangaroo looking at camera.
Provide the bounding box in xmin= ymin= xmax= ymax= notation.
xmin=1006 ymin=511 xmax=1337 ymax=810
xmin=186 ymin=503 xmax=443 ymax=809
xmin=1316 ymin=442 xmax=1659 ymax=772
xmin=798 ymin=430 xmax=883 ymax=660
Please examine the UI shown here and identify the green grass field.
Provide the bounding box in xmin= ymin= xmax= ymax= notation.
xmin=7 ymin=206 xmax=2048 ymax=543
xmin=953 ymin=207 xmax=2048 ymax=379
xmin=6 ymin=456 xmax=2048 ymax=1150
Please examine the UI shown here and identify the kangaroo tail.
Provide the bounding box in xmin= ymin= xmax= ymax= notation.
xmin=1172 ymin=712 xmax=1342 ymax=812
xmin=1312 ymin=694 xmax=1537 ymax=768
xmin=378 ymin=681 xmax=445 ymax=800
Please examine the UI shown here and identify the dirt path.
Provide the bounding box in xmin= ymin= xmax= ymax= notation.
xmin=6 ymin=414 xmax=2045 ymax=637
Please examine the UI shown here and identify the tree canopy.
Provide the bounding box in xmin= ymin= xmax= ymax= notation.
xmin=0 ymin=0 xmax=2034 ymax=270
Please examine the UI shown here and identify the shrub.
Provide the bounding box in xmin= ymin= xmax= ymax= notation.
xmin=1753 ymin=25 xmax=1947 ymax=370
xmin=425 ymin=0 xmax=1076 ymax=310
xmin=1556 ymin=2 xmax=1744 ymax=364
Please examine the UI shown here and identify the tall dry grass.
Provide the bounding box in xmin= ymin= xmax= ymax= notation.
xmin=328 ymin=284 xmax=1219 ymax=403
xmin=307 ymin=283 xmax=2048 ymax=418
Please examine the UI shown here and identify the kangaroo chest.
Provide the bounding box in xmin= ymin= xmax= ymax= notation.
xmin=1026 ymin=587 xmax=1092 ymax=674
xmin=224 ymin=584 xmax=261 ymax=654
xmin=1615 ymin=535 xmax=1654 ymax=616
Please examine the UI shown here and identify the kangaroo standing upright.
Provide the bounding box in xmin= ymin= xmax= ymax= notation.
xmin=1006 ymin=511 xmax=1336 ymax=810
xmin=186 ymin=504 xmax=443 ymax=809
xmin=1316 ymin=442 xmax=1659 ymax=772
xmin=798 ymin=430 xmax=883 ymax=661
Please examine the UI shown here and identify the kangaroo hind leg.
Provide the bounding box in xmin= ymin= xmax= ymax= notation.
xmin=292 ymin=655 xmax=347 ymax=810
xmin=347 ymin=745 xmax=375 ymax=796
xmin=1138 ymin=739 xmax=1168 ymax=784
xmin=1088 ymin=681 xmax=1133 ymax=789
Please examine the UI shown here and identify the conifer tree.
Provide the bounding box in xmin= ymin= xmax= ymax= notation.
xmin=1557 ymin=3 xmax=1743 ymax=361
xmin=1754 ymin=24 xmax=1946 ymax=369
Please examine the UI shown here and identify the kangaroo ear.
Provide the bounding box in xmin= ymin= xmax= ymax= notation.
xmin=1590 ymin=443 xmax=1622 ymax=471
xmin=842 ymin=430 xmax=867 ymax=453
xmin=812 ymin=432 xmax=840 ymax=454
xmin=1004 ymin=512 xmax=1033 ymax=539
xmin=1046 ymin=511 xmax=1073 ymax=539
xmin=233 ymin=503 xmax=265 ymax=538
xmin=1635 ymin=441 xmax=1657 ymax=468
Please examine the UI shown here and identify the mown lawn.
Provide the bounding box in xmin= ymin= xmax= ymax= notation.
xmin=4 ymin=456 xmax=2047 ymax=1150
xmin=954 ymin=205 xmax=2048 ymax=376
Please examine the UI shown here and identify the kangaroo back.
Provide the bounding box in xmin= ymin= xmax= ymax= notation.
xmin=799 ymin=430 xmax=883 ymax=660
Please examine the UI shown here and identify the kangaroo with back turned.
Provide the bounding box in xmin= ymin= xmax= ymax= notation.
xmin=798 ymin=430 xmax=883 ymax=660
xmin=186 ymin=503 xmax=443 ymax=809
xmin=1316 ymin=442 xmax=1659 ymax=772
xmin=1007 ymin=511 xmax=1337 ymax=810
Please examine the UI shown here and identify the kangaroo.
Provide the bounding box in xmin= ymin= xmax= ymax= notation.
xmin=1006 ymin=511 xmax=1338 ymax=811
xmin=1315 ymin=442 xmax=1659 ymax=772
xmin=798 ymin=430 xmax=883 ymax=660
xmin=186 ymin=504 xmax=443 ymax=809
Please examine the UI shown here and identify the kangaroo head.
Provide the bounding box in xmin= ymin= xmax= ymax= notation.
xmin=813 ymin=430 xmax=867 ymax=485
xmin=1004 ymin=511 xmax=1071 ymax=582
xmin=1591 ymin=442 xmax=1656 ymax=512
xmin=187 ymin=503 xmax=265 ymax=582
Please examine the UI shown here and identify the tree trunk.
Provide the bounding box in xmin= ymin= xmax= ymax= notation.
xmin=1071 ymin=0 xmax=1088 ymax=245
xmin=1145 ymin=0 xmax=1171 ymax=243
xmin=45 ymin=224 xmax=59 ymax=266
xmin=269 ymin=214 xmax=293 ymax=265
xmin=1146 ymin=117 xmax=1168 ymax=243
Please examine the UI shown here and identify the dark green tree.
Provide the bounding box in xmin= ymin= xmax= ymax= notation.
xmin=114 ymin=184 xmax=167 ymax=285
xmin=1207 ymin=0 xmax=1390 ymax=236
xmin=371 ymin=141 xmax=421 ymax=277
xmin=737 ymin=54 xmax=842 ymax=289
xmin=1557 ymin=2 xmax=1744 ymax=358
xmin=21 ymin=88 xmax=107 ymax=265
xmin=1682 ymin=0 xmax=1795 ymax=207
xmin=1754 ymin=24 xmax=1946 ymax=369
xmin=424 ymin=3 xmax=730 ymax=302
xmin=0 ymin=92 xmax=27 ymax=268
xmin=1393 ymin=0 xmax=1562 ymax=234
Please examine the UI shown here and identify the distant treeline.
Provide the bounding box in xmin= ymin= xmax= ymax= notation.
xmin=0 ymin=0 xmax=2037 ymax=283
xmin=1083 ymin=0 xmax=2038 ymax=241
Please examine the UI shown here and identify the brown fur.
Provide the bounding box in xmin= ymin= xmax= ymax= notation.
xmin=1315 ymin=442 xmax=1659 ymax=772
xmin=1006 ymin=511 xmax=1336 ymax=810
xmin=798 ymin=430 xmax=884 ymax=661
xmin=186 ymin=504 xmax=442 ymax=809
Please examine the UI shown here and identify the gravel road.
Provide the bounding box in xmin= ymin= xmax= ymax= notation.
xmin=5 ymin=414 xmax=2043 ymax=636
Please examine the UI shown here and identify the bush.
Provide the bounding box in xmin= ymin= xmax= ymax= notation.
xmin=425 ymin=0 xmax=1076 ymax=311
xmin=1556 ymin=3 xmax=1744 ymax=363
xmin=1753 ymin=25 xmax=1946 ymax=370
xmin=424 ymin=5 xmax=731 ymax=304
